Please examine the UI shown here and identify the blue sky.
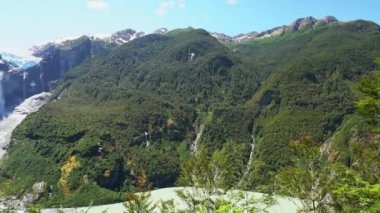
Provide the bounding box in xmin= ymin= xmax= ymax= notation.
xmin=0 ymin=0 xmax=379 ymax=53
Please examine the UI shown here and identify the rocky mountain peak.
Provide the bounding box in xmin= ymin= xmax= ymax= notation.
xmin=212 ymin=16 xmax=339 ymax=43
xmin=323 ymin=16 xmax=338 ymax=23
xmin=31 ymin=28 xmax=146 ymax=56
xmin=110 ymin=28 xmax=145 ymax=44
xmin=210 ymin=32 xmax=233 ymax=43
xmin=153 ymin=28 xmax=169 ymax=35
xmin=287 ymin=16 xmax=318 ymax=32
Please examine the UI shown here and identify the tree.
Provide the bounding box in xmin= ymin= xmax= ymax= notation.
xmin=275 ymin=134 xmax=380 ymax=213
xmin=356 ymin=67 xmax=380 ymax=125
xmin=275 ymin=135 xmax=335 ymax=212
xmin=156 ymin=199 xmax=176 ymax=213
xmin=176 ymin=146 xmax=241 ymax=212
xmin=176 ymin=144 xmax=274 ymax=212
xmin=177 ymin=143 xmax=246 ymax=195
xmin=331 ymin=165 xmax=380 ymax=212
xmin=123 ymin=192 xmax=155 ymax=213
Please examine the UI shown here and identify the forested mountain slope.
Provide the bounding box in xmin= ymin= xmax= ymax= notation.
xmin=0 ymin=19 xmax=379 ymax=207
xmin=233 ymin=20 xmax=380 ymax=184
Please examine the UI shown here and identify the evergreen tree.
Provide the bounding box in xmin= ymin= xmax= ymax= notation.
xmin=356 ymin=59 xmax=380 ymax=125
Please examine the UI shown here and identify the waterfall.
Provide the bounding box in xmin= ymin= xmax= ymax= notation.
xmin=190 ymin=52 xmax=195 ymax=61
xmin=0 ymin=71 xmax=5 ymax=119
xmin=23 ymin=71 xmax=27 ymax=100
xmin=238 ymin=134 xmax=256 ymax=188
xmin=145 ymin=131 xmax=150 ymax=147
xmin=191 ymin=123 xmax=205 ymax=153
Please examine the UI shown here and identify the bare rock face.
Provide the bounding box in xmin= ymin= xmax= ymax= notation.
xmin=33 ymin=181 xmax=47 ymax=197
xmin=0 ymin=196 xmax=26 ymax=212
xmin=108 ymin=29 xmax=146 ymax=44
xmin=0 ymin=36 xmax=93 ymax=114
xmin=210 ymin=32 xmax=233 ymax=43
xmin=153 ymin=28 xmax=169 ymax=35
xmin=213 ymin=16 xmax=339 ymax=44
xmin=320 ymin=16 xmax=339 ymax=24
xmin=287 ymin=16 xmax=318 ymax=32
xmin=233 ymin=31 xmax=259 ymax=42
xmin=22 ymin=181 xmax=47 ymax=206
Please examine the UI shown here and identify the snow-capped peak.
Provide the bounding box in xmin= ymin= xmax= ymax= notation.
xmin=29 ymin=29 xmax=147 ymax=56
xmin=88 ymin=33 xmax=112 ymax=40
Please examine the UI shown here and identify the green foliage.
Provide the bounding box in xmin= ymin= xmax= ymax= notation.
xmin=63 ymin=184 xmax=125 ymax=207
xmin=176 ymin=145 xmax=274 ymax=212
xmin=1 ymin=28 xmax=257 ymax=205
xmin=174 ymin=186 xmax=275 ymax=212
xmin=275 ymin=136 xmax=335 ymax=212
xmin=123 ymin=192 xmax=154 ymax=213
xmin=156 ymin=199 xmax=176 ymax=213
xmin=178 ymin=144 xmax=247 ymax=191
xmin=27 ymin=204 xmax=43 ymax=213
xmin=356 ymin=70 xmax=380 ymax=125
xmin=176 ymin=141 xmax=191 ymax=163
xmin=275 ymin=135 xmax=380 ymax=213
xmin=324 ymin=115 xmax=363 ymax=165
xmin=238 ymin=20 xmax=380 ymax=187
xmin=331 ymin=166 xmax=380 ymax=213
xmin=166 ymin=27 xmax=196 ymax=37
xmin=0 ymin=141 xmax=60 ymax=196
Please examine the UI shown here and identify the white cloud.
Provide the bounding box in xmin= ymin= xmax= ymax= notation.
xmin=156 ymin=1 xmax=176 ymax=16
xmin=178 ymin=0 xmax=186 ymax=9
xmin=227 ymin=0 xmax=238 ymax=4
xmin=87 ymin=0 xmax=109 ymax=11
xmin=156 ymin=1 xmax=186 ymax=16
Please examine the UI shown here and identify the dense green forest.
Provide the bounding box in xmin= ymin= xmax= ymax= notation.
xmin=0 ymin=19 xmax=379 ymax=210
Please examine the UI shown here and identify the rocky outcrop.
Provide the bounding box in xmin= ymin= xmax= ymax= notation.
xmin=316 ymin=16 xmax=339 ymax=26
xmin=286 ymin=16 xmax=318 ymax=32
xmin=2 ymin=36 xmax=106 ymax=112
xmin=0 ymin=181 xmax=47 ymax=212
xmin=0 ymin=56 xmax=25 ymax=115
xmin=22 ymin=181 xmax=47 ymax=205
xmin=0 ymin=92 xmax=51 ymax=159
xmin=1 ymin=27 xmax=149 ymax=117
xmin=30 ymin=36 xmax=93 ymax=92
xmin=210 ymin=32 xmax=234 ymax=43
xmin=0 ymin=196 xmax=26 ymax=212
xmin=1 ymin=39 xmax=90 ymax=113
xmin=153 ymin=28 xmax=169 ymax=35
xmin=109 ymin=29 xmax=145 ymax=44
xmin=233 ymin=31 xmax=259 ymax=42
xmin=212 ymin=16 xmax=339 ymax=43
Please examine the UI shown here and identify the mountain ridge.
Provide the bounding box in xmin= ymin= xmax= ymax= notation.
xmin=27 ymin=16 xmax=340 ymax=56
xmin=211 ymin=15 xmax=339 ymax=43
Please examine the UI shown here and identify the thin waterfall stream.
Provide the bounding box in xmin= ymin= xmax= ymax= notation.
xmin=238 ymin=134 xmax=256 ymax=187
